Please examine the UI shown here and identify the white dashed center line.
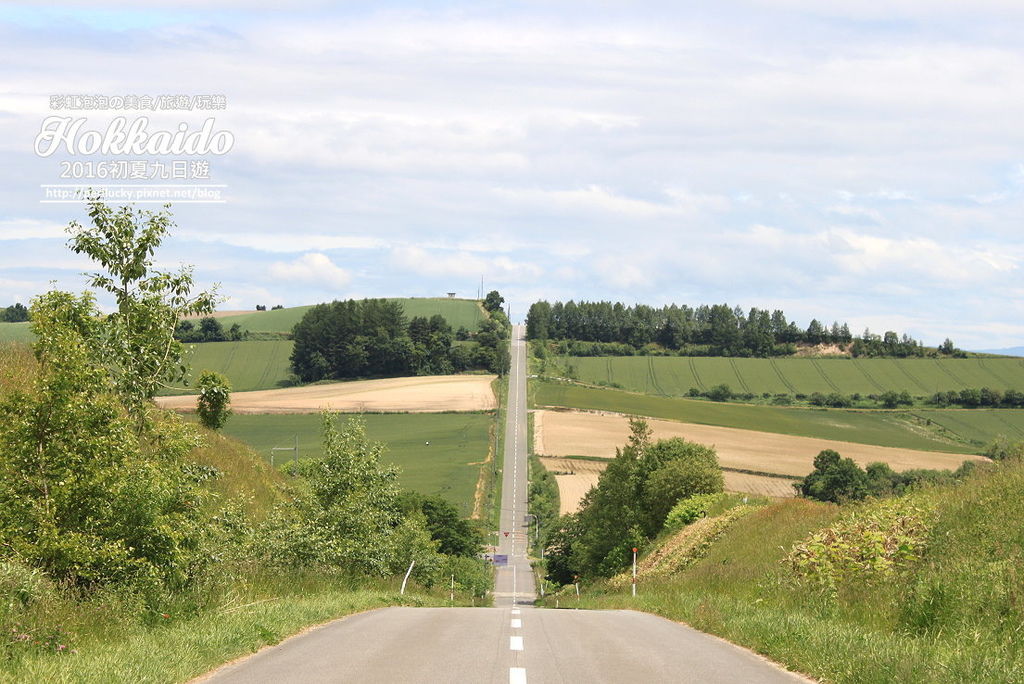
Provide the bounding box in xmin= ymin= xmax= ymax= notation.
xmin=511 ymin=618 xmax=522 ymax=628
xmin=509 ymin=666 xmax=527 ymax=684
xmin=510 ymin=636 xmax=524 ymax=651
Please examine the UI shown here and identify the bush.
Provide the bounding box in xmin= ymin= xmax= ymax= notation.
xmin=705 ymin=384 xmax=732 ymax=402
xmin=786 ymin=496 xmax=936 ymax=593
xmin=663 ymin=493 xmax=728 ymax=532
xmin=196 ymin=370 xmax=232 ymax=430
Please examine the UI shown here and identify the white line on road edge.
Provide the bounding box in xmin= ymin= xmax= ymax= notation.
xmin=511 ymin=618 xmax=522 ymax=628
xmin=510 ymin=636 xmax=524 ymax=651
xmin=509 ymin=667 xmax=527 ymax=684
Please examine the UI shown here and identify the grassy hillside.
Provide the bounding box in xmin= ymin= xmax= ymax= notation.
xmin=217 ymin=412 xmax=493 ymax=516
xmin=563 ymin=354 xmax=1024 ymax=397
xmin=549 ymin=461 xmax=1024 ymax=682
xmin=218 ymin=297 xmax=486 ymax=334
xmin=159 ymin=339 xmax=295 ymax=395
xmin=534 ymin=381 xmax=985 ymax=453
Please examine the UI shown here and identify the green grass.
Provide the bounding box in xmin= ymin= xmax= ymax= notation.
xmin=912 ymin=409 xmax=1024 ymax=447
xmin=564 ymin=355 xmax=1024 ymax=397
xmin=0 ymin=322 xmax=34 ymax=343
xmin=217 ymin=413 xmax=493 ymax=516
xmin=534 ymin=381 xmax=979 ymax=453
xmin=218 ymin=298 xmax=487 ymax=334
xmin=548 ymin=460 xmax=1024 ymax=682
xmin=159 ymin=340 xmax=295 ymax=395
xmin=2 ymin=576 xmax=458 ymax=684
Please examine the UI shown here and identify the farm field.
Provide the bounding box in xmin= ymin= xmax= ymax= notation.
xmin=534 ymin=381 xmax=977 ymax=453
xmin=158 ymin=374 xmax=498 ymax=413
xmin=562 ymin=355 xmax=1024 ymax=397
xmin=216 ymin=413 xmax=492 ymax=515
xmin=534 ymin=410 xmax=982 ymax=479
xmin=537 ymin=456 xmax=795 ymax=514
xmin=160 ymin=340 xmax=295 ymax=395
xmin=911 ymin=408 xmax=1024 ymax=447
xmin=215 ymin=297 xmax=487 ymax=334
xmin=0 ymin=322 xmax=33 ymax=343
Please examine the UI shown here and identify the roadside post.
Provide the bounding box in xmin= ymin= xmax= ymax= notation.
xmin=632 ymin=547 xmax=638 ymax=597
xmin=270 ymin=435 xmax=298 ymax=473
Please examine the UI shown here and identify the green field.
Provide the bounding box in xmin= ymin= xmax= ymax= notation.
xmin=219 ymin=297 xmax=487 ymax=334
xmin=217 ymin=412 xmax=493 ymax=515
xmin=160 ymin=340 xmax=295 ymax=395
xmin=562 ymin=355 xmax=1024 ymax=397
xmin=0 ymin=322 xmax=34 ymax=343
xmin=912 ymin=409 xmax=1024 ymax=446
xmin=533 ymin=381 xmax=990 ymax=454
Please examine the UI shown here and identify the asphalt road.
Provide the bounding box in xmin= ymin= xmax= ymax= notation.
xmin=201 ymin=325 xmax=807 ymax=683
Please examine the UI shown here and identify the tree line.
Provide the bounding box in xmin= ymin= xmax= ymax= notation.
xmin=526 ymin=300 xmax=950 ymax=358
xmin=0 ymin=303 xmax=28 ymax=322
xmin=174 ymin=316 xmax=245 ymax=342
xmin=290 ymin=293 xmax=510 ymax=382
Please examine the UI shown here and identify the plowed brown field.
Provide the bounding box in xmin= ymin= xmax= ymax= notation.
xmin=157 ymin=374 xmax=497 ymax=414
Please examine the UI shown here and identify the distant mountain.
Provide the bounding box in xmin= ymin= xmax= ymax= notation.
xmin=972 ymin=346 xmax=1024 ymax=357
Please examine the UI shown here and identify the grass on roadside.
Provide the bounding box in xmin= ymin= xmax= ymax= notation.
xmin=544 ymin=460 xmax=1024 ymax=682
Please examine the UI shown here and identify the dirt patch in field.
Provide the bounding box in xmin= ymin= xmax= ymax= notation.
xmin=538 ymin=457 xmax=603 ymax=515
xmin=722 ymin=471 xmax=796 ymax=498
xmin=538 ymin=456 xmax=795 ymax=514
xmin=534 ymin=410 xmax=983 ymax=478
xmin=157 ymin=374 xmax=498 ymax=414
xmin=793 ymin=342 xmax=850 ymax=357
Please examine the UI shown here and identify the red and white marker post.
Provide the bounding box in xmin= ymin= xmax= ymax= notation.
xmin=631 ymin=547 xmax=638 ymax=597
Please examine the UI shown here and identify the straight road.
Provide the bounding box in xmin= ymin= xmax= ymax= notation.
xmin=201 ymin=324 xmax=807 ymax=683
xmin=493 ymin=323 xmax=534 ymax=608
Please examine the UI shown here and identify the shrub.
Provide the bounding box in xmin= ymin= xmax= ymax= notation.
xmin=196 ymin=370 xmax=232 ymax=430
xmin=786 ymin=496 xmax=937 ymax=593
xmin=705 ymin=384 xmax=732 ymax=402
xmin=663 ymin=493 xmax=728 ymax=532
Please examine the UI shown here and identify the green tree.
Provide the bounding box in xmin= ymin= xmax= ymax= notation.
xmin=196 ymin=370 xmax=232 ymax=430
xmin=483 ymin=290 xmax=505 ymax=313
xmin=66 ymin=194 xmax=217 ymax=428
xmin=640 ymin=438 xmax=723 ymax=535
xmin=267 ymin=415 xmax=409 ymax=575
xmin=0 ymin=291 xmax=210 ymax=596
xmin=797 ymin=449 xmax=869 ymax=503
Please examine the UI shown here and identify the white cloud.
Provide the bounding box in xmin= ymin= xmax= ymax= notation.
xmin=0 ymin=218 xmax=66 ymax=240
xmin=390 ymin=246 xmax=541 ymax=282
xmin=268 ymin=253 xmax=351 ymax=289
xmin=178 ymin=230 xmax=388 ymax=253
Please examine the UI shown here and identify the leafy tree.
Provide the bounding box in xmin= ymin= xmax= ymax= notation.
xmin=0 ymin=289 xmax=210 ymax=598
xmin=66 ymin=195 xmax=217 ymax=428
xmin=196 ymin=370 xmax=232 ymax=430
xmin=483 ymin=290 xmax=505 ymax=313
xmin=797 ymin=449 xmax=868 ymax=503
xmin=705 ymin=383 xmax=733 ymax=402
xmin=399 ymin=492 xmax=482 ymax=557
xmin=640 ymin=439 xmax=723 ymax=535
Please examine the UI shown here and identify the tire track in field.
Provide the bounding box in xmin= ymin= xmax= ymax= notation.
xmin=729 ymin=358 xmax=751 ymax=393
xmin=894 ymin=361 xmax=931 ymax=394
xmin=768 ymin=358 xmax=798 ymax=393
xmin=933 ymin=358 xmax=968 ymax=388
xmin=810 ymin=358 xmax=841 ymax=392
xmin=992 ymin=412 xmax=1024 ymax=439
xmin=647 ymin=356 xmax=666 ymax=396
xmin=255 ymin=339 xmax=281 ymax=389
xmin=605 ymin=357 xmax=614 ymax=387
xmin=688 ymin=357 xmax=706 ymax=391
xmin=852 ymin=358 xmax=886 ymax=393
xmin=976 ymin=358 xmax=1010 ymax=388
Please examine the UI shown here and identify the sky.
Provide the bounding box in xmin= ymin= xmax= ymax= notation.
xmin=1 ymin=1 xmax=1023 ymax=347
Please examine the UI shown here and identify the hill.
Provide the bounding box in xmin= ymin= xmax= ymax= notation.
xmin=550 ymin=459 xmax=1024 ymax=681
xmin=216 ymin=297 xmax=487 ymax=335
